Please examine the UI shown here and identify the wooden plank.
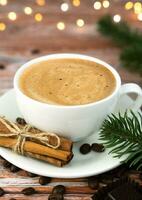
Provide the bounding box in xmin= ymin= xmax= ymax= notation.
xmin=0 ymin=186 xmax=95 ymax=194
xmin=0 ymin=194 xmax=92 ymax=200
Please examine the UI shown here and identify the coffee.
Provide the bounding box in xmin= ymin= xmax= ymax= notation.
xmin=19 ymin=58 xmax=116 ymax=105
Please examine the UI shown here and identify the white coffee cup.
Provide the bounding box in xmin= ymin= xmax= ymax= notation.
xmin=14 ymin=53 xmax=142 ymax=141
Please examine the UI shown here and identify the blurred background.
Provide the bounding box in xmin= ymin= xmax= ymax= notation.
xmin=0 ymin=0 xmax=141 ymax=93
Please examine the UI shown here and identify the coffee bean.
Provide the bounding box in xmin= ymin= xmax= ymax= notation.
xmin=48 ymin=194 xmax=64 ymax=200
xmin=31 ymin=49 xmax=40 ymax=54
xmin=0 ymin=64 xmax=5 ymax=70
xmin=10 ymin=165 xmax=20 ymax=173
xmin=101 ymin=178 xmax=113 ymax=185
xmin=0 ymin=188 xmax=5 ymax=196
xmin=3 ymin=160 xmax=12 ymax=168
xmin=16 ymin=117 xmax=26 ymax=125
xmin=100 ymin=174 xmax=113 ymax=184
xmin=80 ymin=143 xmax=91 ymax=154
xmin=88 ymin=177 xmax=99 ymax=189
xmin=91 ymin=143 xmax=105 ymax=152
xmin=22 ymin=187 xmax=36 ymax=195
xmin=52 ymin=185 xmax=66 ymax=194
xmin=9 ymin=198 xmax=17 ymax=200
xmin=39 ymin=176 xmax=51 ymax=185
xmin=27 ymin=172 xmax=38 ymax=177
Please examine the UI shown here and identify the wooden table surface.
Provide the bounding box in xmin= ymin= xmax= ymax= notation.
xmin=0 ymin=1 xmax=142 ymax=199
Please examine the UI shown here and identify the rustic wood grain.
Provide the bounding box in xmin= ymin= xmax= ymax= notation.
xmin=0 ymin=1 xmax=142 ymax=199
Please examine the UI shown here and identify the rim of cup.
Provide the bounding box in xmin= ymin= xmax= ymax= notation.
xmin=14 ymin=53 xmax=121 ymax=109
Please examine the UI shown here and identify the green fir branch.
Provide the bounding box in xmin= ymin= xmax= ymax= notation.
xmin=100 ymin=111 xmax=142 ymax=169
xmin=97 ymin=15 xmax=142 ymax=46
xmin=97 ymin=15 xmax=142 ymax=74
xmin=120 ymin=44 xmax=142 ymax=74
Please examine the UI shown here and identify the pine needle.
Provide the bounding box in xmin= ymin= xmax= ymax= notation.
xmin=120 ymin=44 xmax=142 ymax=74
xmin=97 ymin=15 xmax=142 ymax=46
xmin=100 ymin=111 xmax=142 ymax=169
xmin=97 ymin=15 xmax=142 ymax=74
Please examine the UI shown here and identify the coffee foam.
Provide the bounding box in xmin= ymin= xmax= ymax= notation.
xmin=19 ymin=58 xmax=116 ymax=105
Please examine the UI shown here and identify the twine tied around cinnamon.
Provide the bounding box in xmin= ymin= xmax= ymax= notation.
xmin=0 ymin=117 xmax=61 ymax=155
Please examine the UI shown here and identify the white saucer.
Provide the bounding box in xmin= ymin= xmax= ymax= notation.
xmin=0 ymin=89 xmax=139 ymax=178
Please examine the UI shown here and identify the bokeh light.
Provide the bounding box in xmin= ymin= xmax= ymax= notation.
xmin=36 ymin=0 xmax=45 ymax=6
xmin=94 ymin=1 xmax=102 ymax=10
xmin=0 ymin=0 xmax=7 ymax=6
xmin=125 ymin=2 xmax=133 ymax=10
xmin=61 ymin=3 xmax=69 ymax=12
xmin=134 ymin=2 xmax=142 ymax=14
xmin=72 ymin=0 xmax=80 ymax=7
xmin=113 ymin=14 xmax=121 ymax=23
xmin=34 ymin=13 xmax=43 ymax=22
xmin=24 ymin=7 xmax=33 ymax=15
xmin=137 ymin=13 xmax=142 ymax=21
xmin=57 ymin=22 xmax=65 ymax=30
xmin=103 ymin=0 xmax=110 ymax=8
xmin=8 ymin=12 xmax=17 ymax=21
xmin=0 ymin=22 xmax=6 ymax=31
xmin=76 ymin=19 xmax=85 ymax=27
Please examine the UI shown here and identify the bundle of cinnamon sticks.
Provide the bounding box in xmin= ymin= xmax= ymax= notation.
xmin=0 ymin=117 xmax=73 ymax=167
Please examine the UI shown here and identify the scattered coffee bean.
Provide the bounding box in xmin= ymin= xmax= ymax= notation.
xmin=0 ymin=188 xmax=5 ymax=196
xmin=3 ymin=160 xmax=12 ymax=168
xmin=48 ymin=193 xmax=64 ymax=200
xmin=88 ymin=177 xmax=99 ymax=189
xmin=100 ymin=174 xmax=113 ymax=185
xmin=22 ymin=187 xmax=36 ymax=195
xmin=27 ymin=172 xmax=38 ymax=177
xmin=52 ymin=185 xmax=66 ymax=194
xmin=101 ymin=177 xmax=113 ymax=185
xmin=10 ymin=165 xmax=20 ymax=173
xmin=39 ymin=176 xmax=51 ymax=185
xmin=31 ymin=49 xmax=40 ymax=54
xmin=80 ymin=143 xmax=91 ymax=154
xmin=91 ymin=143 xmax=105 ymax=152
xmin=16 ymin=117 xmax=26 ymax=125
xmin=0 ymin=64 xmax=5 ymax=70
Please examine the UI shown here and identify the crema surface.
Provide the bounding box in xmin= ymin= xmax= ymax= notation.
xmin=19 ymin=59 xmax=116 ymax=105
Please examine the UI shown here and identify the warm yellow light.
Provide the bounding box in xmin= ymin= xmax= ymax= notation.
xmin=76 ymin=19 xmax=85 ymax=27
xmin=72 ymin=0 xmax=80 ymax=7
xmin=94 ymin=1 xmax=102 ymax=10
xmin=8 ymin=12 xmax=17 ymax=21
xmin=134 ymin=2 xmax=142 ymax=14
xmin=113 ymin=14 xmax=121 ymax=23
xmin=61 ymin=3 xmax=69 ymax=12
xmin=103 ymin=0 xmax=110 ymax=8
xmin=0 ymin=0 xmax=7 ymax=6
xmin=137 ymin=13 xmax=142 ymax=21
xmin=0 ymin=22 xmax=6 ymax=31
xmin=125 ymin=2 xmax=133 ymax=10
xmin=34 ymin=13 xmax=43 ymax=22
xmin=36 ymin=0 xmax=45 ymax=6
xmin=24 ymin=7 xmax=33 ymax=15
xmin=57 ymin=22 xmax=65 ymax=30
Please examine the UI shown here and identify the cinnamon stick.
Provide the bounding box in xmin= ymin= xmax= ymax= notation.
xmin=0 ymin=137 xmax=73 ymax=162
xmin=27 ymin=127 xmax=73 ymax=152
xmin=0 ymin=122 xmax=73 ymax=152
xmin=26 ymin=152 xmax=67 ymax=167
